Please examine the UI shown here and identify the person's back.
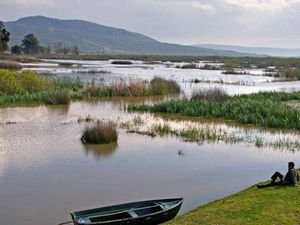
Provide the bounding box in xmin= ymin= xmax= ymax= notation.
xmin=257 ymin=162 xmax=299 ymax=189
xmin=284 ymin=167 xmax=299 ymax=186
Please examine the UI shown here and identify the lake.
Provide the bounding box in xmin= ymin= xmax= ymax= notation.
xmin=0 ymin=60 xmax=299 ymax=225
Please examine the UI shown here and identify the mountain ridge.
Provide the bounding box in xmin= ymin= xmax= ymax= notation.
xmin=4 ymin=16 xmax=255 ymax=56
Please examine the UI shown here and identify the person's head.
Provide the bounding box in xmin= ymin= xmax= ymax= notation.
xmin=288 ymin=162 xmax=295 ymax=169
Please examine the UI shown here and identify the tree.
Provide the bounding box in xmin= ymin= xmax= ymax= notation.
xmin=62 ymin=44 xmax=71 ymax=55
xmin=54 ymin=42 xmax=63 ymax=54
xmin=11 ymin=45 xmax=23 ymax=54
xmin=71 ymin=45 xmax=80 ymax=55
xmin=21 ymin=34 xmax=41 ymax=54
xmin=0 ymin=21 xmax=10 ymax=52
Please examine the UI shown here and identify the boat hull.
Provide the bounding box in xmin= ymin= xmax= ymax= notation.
xmin=71 ymin=198 xmax=183 ymax=225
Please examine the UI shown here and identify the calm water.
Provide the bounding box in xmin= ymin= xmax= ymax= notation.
xmin=0 ymin=60 xmax=299 ymax=225
xmin=0 ymin=98 xmax=300 ymax=225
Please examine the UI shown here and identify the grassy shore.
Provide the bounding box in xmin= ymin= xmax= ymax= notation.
xmin=128 ymin=91 xmax=300 ymax=131
xmin=166 ymin=170 xmax=300 ymax=225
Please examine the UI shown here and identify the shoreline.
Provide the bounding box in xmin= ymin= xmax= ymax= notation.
xmin=166 ymin=170 xmax=300 ymax=225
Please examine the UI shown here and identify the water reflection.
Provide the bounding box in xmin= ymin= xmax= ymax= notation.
xmin=83 ymin=143 xmax=118 ymax=160
xmin=0 ymin=96 xmax=300 ymax=225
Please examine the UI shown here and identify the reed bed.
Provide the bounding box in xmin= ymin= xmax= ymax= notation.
xmin=84 ymin=77 xmax=180 ymax=98
xmin=81 ymin=121 xmax=118 ymax=144
xmin=0 ymin=60 xmax=22 ymax=70
xmin=111 ymin=60 xmax=133 ymax=65
xmin=128 ymin=90 xmax=300 ymax=131
xmin=191 ymin=88 xmax=228 ymax=102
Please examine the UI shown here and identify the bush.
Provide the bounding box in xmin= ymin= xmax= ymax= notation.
xmin=0 ymin=70 xmax=23 ymax=95
xmin=18 ymin=70 xmax=52 ymax=93
xmin=149 ymin=76 xmax=181 ymax=95
xmin=43 ymin=89 xmax=71 ymax=105
xmin=81 ymin=121 xmax=118 ymax=144
xmin=0 ymin=60 xmax=22 ymax=70
xmin=191 ymin=88 xmax=228 ymax=102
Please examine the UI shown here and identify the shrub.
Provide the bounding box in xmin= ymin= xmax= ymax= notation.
xmin=18 ymin=70 xmax=52 ymax=93
xmin=149 ymin=76 xmax=181 ymax=95
xmin=81 ymin=121 xmax=118 ymax=144
xmin=43 ymin=89 xmax=71 ymax=105
xmin=0 ymin=60 xmax=22 ymax=70
xmin=0 ymin=70 xmax=23 ymax=95
xmin=191 ymin=88 xmax=228 ymax=102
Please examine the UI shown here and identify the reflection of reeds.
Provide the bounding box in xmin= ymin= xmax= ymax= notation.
xmin=83 ymin=142 xmax=118 ymax=160
xmin=81 ymin=121 xmax=118 ymax=144
xmin=119 ymin=117 xmax=300 ymax=151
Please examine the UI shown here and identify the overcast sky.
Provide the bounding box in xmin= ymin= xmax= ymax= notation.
xmin=1 ymin=0 xmax=300 ymax=48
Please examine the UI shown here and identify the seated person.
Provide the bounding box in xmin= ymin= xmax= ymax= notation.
xmin=257 ymin=162 xmax=299 ymax=189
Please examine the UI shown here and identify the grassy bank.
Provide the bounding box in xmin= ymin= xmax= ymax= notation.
xmin=166 ymin=170 xmax=300 ymax=225
xmin=0 ymin=70 xmax=180 ymax=105
xmin=128 ymin=91 xmax=300 ymax=131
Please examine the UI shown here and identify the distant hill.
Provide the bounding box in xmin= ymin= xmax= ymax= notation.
xmin=193 ymin=44 xmax=300 ymax=57
xmin=5 ymin=16 xmax=252 ymax=56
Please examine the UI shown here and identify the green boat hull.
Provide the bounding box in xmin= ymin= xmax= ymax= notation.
xmin=70 ymin=198 xmax=183 ymax=225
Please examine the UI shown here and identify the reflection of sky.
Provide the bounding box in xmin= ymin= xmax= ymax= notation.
xmin=21 ymin=60 xmax=300 ymax=95
xmin=0 ymin=95 xmax=299 ymax=224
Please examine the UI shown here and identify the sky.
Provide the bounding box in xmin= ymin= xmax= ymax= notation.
xmin=1 ymin=0 xmax=300 ymax=48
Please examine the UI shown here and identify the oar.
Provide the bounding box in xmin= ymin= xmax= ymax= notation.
xmin=57 ymin=220 xmax=76 ymax=225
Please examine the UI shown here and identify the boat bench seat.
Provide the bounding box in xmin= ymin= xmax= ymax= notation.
xmin=128 ymin=210 xmax=139 ymax=218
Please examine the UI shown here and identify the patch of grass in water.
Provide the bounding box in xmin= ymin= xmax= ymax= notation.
xmin=81 ymin=120 xmax=118 ymax=144
xmin=128 ymin=91 xmax=300 ymax=131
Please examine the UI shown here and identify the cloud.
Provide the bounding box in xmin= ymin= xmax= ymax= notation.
xmin=2 ymin=0 xmax=55 ymax=6
xmin=223 ymin=0 xmax=300 ymax=12
xmin=192 ymin=1 xmax=216 ymax=12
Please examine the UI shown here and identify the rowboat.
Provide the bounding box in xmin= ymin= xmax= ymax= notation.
xmin=69 ymin=198 xmax=183 ymax=225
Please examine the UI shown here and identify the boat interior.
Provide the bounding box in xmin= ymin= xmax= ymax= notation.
xmin=74 ymin=200 xmax=180 ymax=224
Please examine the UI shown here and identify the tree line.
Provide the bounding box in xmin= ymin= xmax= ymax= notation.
xmin=0 ymin=20 xmax=80 ymax=55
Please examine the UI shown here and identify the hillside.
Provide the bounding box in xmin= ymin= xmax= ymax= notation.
xmin=5 ymin=16 xmax=250 ymax=56
xmin=194 ymin=44 xmax=300 ymax=57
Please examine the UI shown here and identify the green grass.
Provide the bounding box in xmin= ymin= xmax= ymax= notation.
xmin=166 ymin=170 xmax=300 ymax=225
xmin=128 ymin=91 xmax=300 ymax=131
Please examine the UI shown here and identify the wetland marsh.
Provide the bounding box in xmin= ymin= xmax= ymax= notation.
xmin=0 ymin=59 xmax=300 ymax=225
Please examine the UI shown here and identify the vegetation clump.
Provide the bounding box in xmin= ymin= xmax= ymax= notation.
xmin=176 ymin=63 xmax=198 ymax=69
xmin=111 ymin=60 xmax=133 ymax=65
xmin=43 ymin=89 xmax=71 ymax=105
xmin=81 ymin=121 xmax=118 ymax=144
xmin=0 ymin=60 xmax=22 ymax=70
xmin=85 ymin=77 xmax=180 ymax=98
xmin=191 ymin=88 xmax=228 ymax=102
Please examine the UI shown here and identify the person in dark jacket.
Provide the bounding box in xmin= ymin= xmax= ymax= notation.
xmin=257 ymin=162 xmax=299 ymax=189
